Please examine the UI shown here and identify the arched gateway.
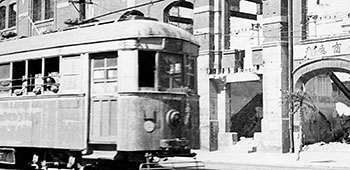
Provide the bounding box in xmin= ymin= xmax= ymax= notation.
xmin=292 ymin=56 xmax=350 ymax=144
xmin=293 ymin=57 xmax=350 ymax=90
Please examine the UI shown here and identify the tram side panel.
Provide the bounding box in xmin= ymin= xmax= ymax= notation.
xmin=0 ymin=97 xmax=87 ymax=149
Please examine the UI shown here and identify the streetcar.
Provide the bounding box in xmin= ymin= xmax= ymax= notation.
xmin=0 ymin=16 xmax=200 ymax=169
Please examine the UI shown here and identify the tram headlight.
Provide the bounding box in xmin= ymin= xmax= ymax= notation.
xmin=143 ymin=120 xmax=156 ymax=133
xmin=166 ymin=109 xmax=181 ymax=127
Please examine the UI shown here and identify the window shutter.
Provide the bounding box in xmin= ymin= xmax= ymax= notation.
xmin=60 ymin=56 xmax=81 ymax=93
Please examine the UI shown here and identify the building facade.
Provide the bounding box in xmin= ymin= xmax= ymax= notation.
xmin=257 ymin=0 xmax=350 ymax=152
xmin=3 ymin=0 xmax=348 ymax=154
xmin=200 ymin=0 xmax=350 ymax=153
xmin=0 ymin=0 xmax=195 ymax=38
xmin=198 ymin=0 xmax=264 ymax=151
xmin=293 ymin=0 xmax=350 ymax=145
xmin=0 ymin=0 xmax=266 ymax=152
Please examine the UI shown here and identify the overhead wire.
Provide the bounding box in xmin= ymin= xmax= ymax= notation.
xmin=195 ymin=23 xmax=349 ymax=39
xmin=3 ymin=0 xmax=347 ymax=39
xmin=89 ymin=1 xmax=110 ymax=12
xmin=82 ymin=0 xmax=165 ymax=23
xmin=195 ymin=31 xmax=345 ymax=39
xmin=3 ymin=0 xmax=163 ymax=33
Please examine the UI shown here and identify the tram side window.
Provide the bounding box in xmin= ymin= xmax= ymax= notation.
xmin=139 ymin=51 xmax=155 ymax=88
xmin=11 ymin=57 xmax=60 ymax=96
xmin=12 ymin=61 xmax=26 ymax=95
xmin=28 ymin=59 xmax=42 ymax=92
xmin=159 ymin=53 xmax=184 ymax=90
xmin=44 ymin=57 xmax=60 ymax=93
xmin=0 ymin=63 xmax=11 ymax=95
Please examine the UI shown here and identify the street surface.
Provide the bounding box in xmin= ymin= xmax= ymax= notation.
xmin=203 ymin=162 xmax=349 ymax=170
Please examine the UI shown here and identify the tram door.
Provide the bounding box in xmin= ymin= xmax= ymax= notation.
xmin=89 ymin=52 xmax=119 ymax=143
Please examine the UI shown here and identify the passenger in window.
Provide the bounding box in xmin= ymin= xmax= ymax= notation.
xmin=45 ymin=72 xmax=59 ymax=93
xmin=14 ymin=76 xmax=27 ymax=96
xmin=174 ymin=63 xmax=181 ymax=74
xmin=33 ymin=74 xmax=43 ymax=95
xmin=0 ymin=80 xmax=10 ymax=87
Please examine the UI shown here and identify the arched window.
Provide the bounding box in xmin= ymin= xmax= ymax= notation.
xmin=8 ymin=3 xmax=16 ymax=28
xmin=164 ymin=1 xmax=193 ymax=33
xmin=0 ymin=6 xmax=5 ymax=30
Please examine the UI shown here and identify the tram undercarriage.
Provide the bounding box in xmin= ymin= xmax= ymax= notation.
xmin=0 ymin=147 xmax=202 ymax=170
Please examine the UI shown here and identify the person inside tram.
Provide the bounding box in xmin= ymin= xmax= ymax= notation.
xmin=45 ymin=72 xmax=59 ymax=93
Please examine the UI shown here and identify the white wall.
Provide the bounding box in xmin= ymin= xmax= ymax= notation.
xmin=229 ymin=0 xmax=263 ymax=71
xmin=307 ymin=0 xmax=350 ymax=38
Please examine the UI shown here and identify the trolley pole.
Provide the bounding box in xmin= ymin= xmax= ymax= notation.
xmin=288 ymin=0 xmax=294 ymax=153
xmin=79 ymin=0 xmax=86 ymax=21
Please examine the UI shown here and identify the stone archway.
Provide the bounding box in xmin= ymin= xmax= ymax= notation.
xmin=293 ymin=57 xmax=350 ymax=90
xmin=293 ymin=57 xmax=350 ymax=144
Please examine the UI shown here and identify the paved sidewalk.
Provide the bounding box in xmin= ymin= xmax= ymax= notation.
xmin=193 ymin=147 xmax=350 ymax=169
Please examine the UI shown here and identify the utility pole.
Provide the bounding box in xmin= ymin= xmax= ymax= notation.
xmin=69 ymin=0 xmax=87 ymax=21
xmin=288 ymin=0 xmax=294 ymax=153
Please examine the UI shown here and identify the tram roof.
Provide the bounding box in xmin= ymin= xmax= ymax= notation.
xmin=0 ymin=19 xmax=199 ymax=56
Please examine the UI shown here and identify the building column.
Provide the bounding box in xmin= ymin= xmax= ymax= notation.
xmin=17 ymin=0 xmax=30 ymax=37
xmin=194 ymin=0 xmax=232 ymax=151
xmin=194 ymin=0 xmax=215 ymax=151
xmin=307 ymin=15 xmax=318 ymax=38
xmin=258 ymin=0 xmax=290 ymax=153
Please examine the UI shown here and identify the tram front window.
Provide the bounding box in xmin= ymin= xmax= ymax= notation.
xmin=186 ymin=57 xmax=195 ymax=90
xmin=159 ymin=53 xmax=183 ymax=90
xmin=138 ymin=51 xmax=155 ymax=88
xmin=138 ymin=51 xmax=194 ymax=92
